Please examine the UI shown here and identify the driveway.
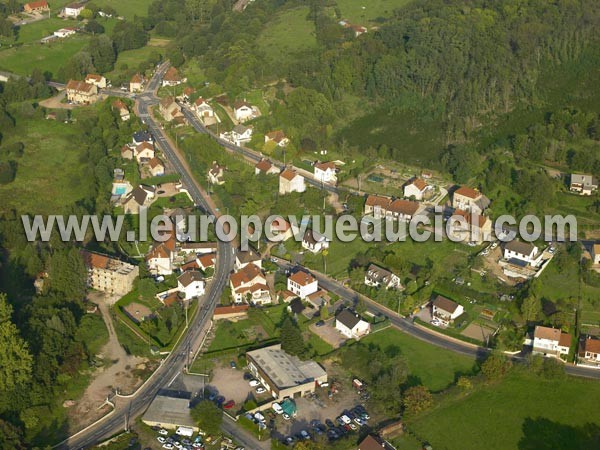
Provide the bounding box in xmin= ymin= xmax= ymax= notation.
xmin=309 ymin=319 xmax=346 ymax=348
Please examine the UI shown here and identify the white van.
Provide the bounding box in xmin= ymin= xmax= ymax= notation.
xmin=272 ymin=402 xmax=283 ymax=414
xmin=176 ymin=426 xmax=194 ymax=437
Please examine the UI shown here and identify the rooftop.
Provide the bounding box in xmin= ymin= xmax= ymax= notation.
xmin=246 ymin=344 xmax=327 ymax=390
xmin=432 ymin=295 xmax=460 ymax=314
xmin=142 ymin=393 xmax=196 ymax=429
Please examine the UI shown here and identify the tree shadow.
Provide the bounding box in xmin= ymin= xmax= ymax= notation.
xmin=518 ymin=417 xmax=600 ymax=450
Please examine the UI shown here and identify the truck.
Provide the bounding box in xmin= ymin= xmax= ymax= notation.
xmin=175 ymin=426 xmax=194 ymax=437
xmin=352 ymin=378 xmax=364 ymax=391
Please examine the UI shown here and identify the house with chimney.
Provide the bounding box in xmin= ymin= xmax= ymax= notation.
xmin=403 ymin=177 xmax=433 ymax=201
xmin=335 ymin=308 xmax=371 ymax=340
xmin=66 ymin=80 xmax=98 ymax=104
xmin=24 ymin=1 xmax=50 ymax=13
xmin=302 ymin=229 xmax=330 ymax=253
xmin=448 ymin=209 xmax=492 ymax=244
xmin=235 ymin=248 xmax=262 ymax=270
xmin=255 ymin=158 xmax=279 ymax=175
xmin=570 ymin=173 xmax=598 ymax=196
xmin=503 ymin=241 xmax=540 ymax=266
xmin=230 ymin=263 xmax=270 ymax=305
xmin=364 ymin=264 xmax=402 ymax=290
xmin=132 ymin=130 xmax=153 ymax=146
xmin=452 ymin=186 xmax=490 ymax=214
xmin=532 ymin=325 xmax=571 ymax=357
xmin=279 ymin=168 xmax=305 ymax=194
xmin=267 ymin=216 xmax=293 ymax=241
xmin=62 ymin=2 xmax=84 ymax=17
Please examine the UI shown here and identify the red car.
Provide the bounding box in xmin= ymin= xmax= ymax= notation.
xmin=223 ymin=400 xmax=235 ymax=409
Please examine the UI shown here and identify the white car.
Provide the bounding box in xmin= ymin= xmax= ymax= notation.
xmin=272 ymin=402 xmax=283 ymax=414
xmin=163 ymin=444 xmax=174 ymax=450
xmin=157 ymin=437 xmax=166 ymax=444
xmin=256 ymin=387 xmax=266 ymax=394
xmin=491 ymin=242 xmax=498 ymax=249
xmin=158 ymin=429 xmax=169 ymax=436
xmin=254 ymin=412 xmax=265 ymax=422
xmin=340 ymin=415 xmax=351 ymax=424
xmin=249 ymin=379 xmax=260 ymax=387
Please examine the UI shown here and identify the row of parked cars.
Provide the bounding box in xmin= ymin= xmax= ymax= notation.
xmin=283 ymin=404 xmax=370 ymax=445
xmin=154 ymin=428 xmax=204 ymax=450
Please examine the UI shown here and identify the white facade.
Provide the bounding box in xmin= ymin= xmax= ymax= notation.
xmin=63 ymin=4 xmax=84 ymax=17
xmin=279 ymin=170 xmax=306 ymax=195
xmin=177 ymin=277 xmax=205 ymax=300
xmin=314 ymin=164 xmax=337 ymax=184
xmin=335 ymin=317 xmax=371 ymax=340
xmin=234 ymin=104 xmax=254 ymax=122
xmin=287 ymin=273 xmax=318 ymax=299
xmin=504 ymin=243 xmax=539 ymax=265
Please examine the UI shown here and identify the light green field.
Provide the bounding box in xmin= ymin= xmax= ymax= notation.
xmin=405 ymin=371 xmax=600 ymax=450
xmin=0 ymin=118 xmax=94 ymax=215
xmin=361 ymin=327 xmax=478 ymax=392
xmin=332 ymin=0 xmax=412 ymax=24
xmin=106 ymin=38 xmax=169 ymax=80
xmin=4 ymin=18 xmax=74 ymax=45
xmin=0 ymin=34 xmax=89 ymax=76
xmin=257 ymin=6 xmax=317 ymax=65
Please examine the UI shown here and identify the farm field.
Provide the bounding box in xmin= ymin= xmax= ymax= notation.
xmin=0 ymin=117 xmax=94 ymax=215
xmin=93 ymin=0 xmax=153 ymax=19
xmin=257 ymin=6 xmax=317 ymax=66
xmin=361 ymin=327 xmax=478 ymax=392
xmin=405 ymin=371 xmax=600 ymax=450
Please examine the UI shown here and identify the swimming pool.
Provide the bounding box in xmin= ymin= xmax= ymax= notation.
xmin=114 ymin=186 xmax=127 ymax=195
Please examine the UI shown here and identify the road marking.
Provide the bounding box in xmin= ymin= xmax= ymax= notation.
xmin=167 ymin=371 xmax=180 ymax=387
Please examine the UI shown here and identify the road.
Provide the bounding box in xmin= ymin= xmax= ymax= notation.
xmin=272 ymin=258 xmax=600 ymax=380
xmin=60 ymin=64 xmax=237 ymax=450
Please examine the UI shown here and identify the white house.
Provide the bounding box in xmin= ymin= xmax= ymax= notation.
xmin=287 ymin=270 xmax=318 ymax=299
xmin=208 ymin=161 xmax=225 ymax=185
xmin=85 ymin=74 xmax=107 ymax=89
xmin=146 ymin=243 xmax=174 ymax=275
xmin=314 ymin=161 xmax=337 ymax=184
xmin=193 ymin=97 xmax=214 ymax=119
xmin=335 ymin=308 xmax=371 ymax=340
xmin=135 ymin=142 xmax=155 ymax=163
xmin=570 ymin=174 xmax=598 ymax=196
xmin=231 ymin=124 xmax=253 ymax=145
xmin=592 ymin=243 xmax=600 ymax=265
xmin=177 ymin=270 xmax=205 ymax=300
xmin=148 ymin=157 xmax=165 ymax=176
xmin=161 ymin=67 xmax=186 ymax=87
xmin=364 ymin=264 xmax=402 ymax=289
xmin=431 ymin=295 xmax=464 ymax=326
xmin=504 ymin=241 xmax=539 ymax=265
xmin=302 ymin=229 xmax=330 ymax=254
xmin=264 ymin=130 xmax=289 ymax=147
xmin=267 ymin=217 xmax=293 ymax=241
xmin=54 ymin=27 xmax=77 ymax=38
xmin=230 ymin=263 xmax=270 ymax=304
xmin=533 ymin=326 xmax=571 ymax=357
xmin=63 ymin=2 xmax=85 ymax=18
xmin=404 ymin=177 xmax=433 ymax=201
xmin=279 ymin=168 xmax=305 ymax=195
xmin=233 ymin=100 xmax=255 ymax=122
xmin=579 ymin=335 xmax=600 ymax=364
xmin=452 ymin=186 xmax=491 ymax=214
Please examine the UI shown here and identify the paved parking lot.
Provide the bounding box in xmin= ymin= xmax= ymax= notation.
xmin=309 ymin=319 xmax=347 ymax=348
xmin=205 ymin=366 xmax=257 ymax=409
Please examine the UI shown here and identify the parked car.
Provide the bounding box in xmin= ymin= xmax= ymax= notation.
xmin=256 ymin=387 xmax=266 ymax=394
xmin=162 ymin=445 xmax=174 ymax=450
xmin=243 ymin=372 xmax=253 ymax=380
xmin=158 ymin=429 xmax=169 ymax=436
xmin=348 ymin=422 xmax=358 ymax=431
xmin=254 ymin=412 xmax=266 ymax=422
xmin=354 ymin=417 xmax=364 ymax=426
xmin=325 ymin=419 xmax=335 ymax=428
xmin=249 ymin=379 xmax=260 ymax=387
xmin=299 ymin=430 xmax=311 ymax=440
xmin=282 ymin=413 xmax=291 ymax=420
xmin=315 ymin=320 xmax=325 ymax=327
xmin=223 ymin=400 xmax=235 ymax=409
xmin=272 ymin=402 xmax=283 ymax=414
xmin=157 ymin=437 xmax=167 ymax=444
xmin=230 ymin=361 xmax=237 ymax=369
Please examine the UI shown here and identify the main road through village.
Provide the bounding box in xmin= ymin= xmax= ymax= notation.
xmin=59 ymin=62 xmax=600 ymax=450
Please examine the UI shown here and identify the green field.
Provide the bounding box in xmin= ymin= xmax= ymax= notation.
xmin=362 ymin=328 xmax=478 ymax=392
xmin=0 ymin=118 xmax=95 ymax=215
xmin=92 ymin=0 xmax=153 ymax=19
xmin=257 ymin=6 xmax=317 ymax=66
xmin=331 ymin=0 xmax=412 ymax=24
xmin=404 ymin=371 xmax=600 ymax=450
xmin=105 ymin=38 xmax=169 ymax=82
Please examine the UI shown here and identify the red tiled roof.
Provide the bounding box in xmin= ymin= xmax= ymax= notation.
xmin=163 ymin=67 xmax=182 ymax=82
xmin=289 ymin=270 xmax=315 ymax=286
xmin=255 ymin=158 xmax=273 ymax=173
xmin=149 ymin=157 xmax=164 ymax=169
xmin=66 ymin=79 xmax=96 ymax=93
xmin=25 ymin=1 xmax=49 ymax=10
xmin=388 ymin=199 xmax=419 ymax=216
xmin=266 ymin=130 xmax=286 ymax=143
xmin=365 ymin=195 xmax=391 ymax=208
xmin=230 ymin=263 xmax=263 ymax=289
xmin=280 ymin=168 xmax=299 ymax=181
xmin=455 ymin=186 xmax=481 ymax=199
xmin=314 ymin=161 xmax=336 ymax=171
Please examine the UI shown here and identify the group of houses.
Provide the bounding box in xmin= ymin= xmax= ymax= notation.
xmin=229 ymin=249 xmax=271 ymax=305
xmin=65 ymin=74 xmax=112 ymax=104
xmin=121 ymin=130 xmax=166 ymax=183
xmin=570 ymin=173 xmax=598 ymax=196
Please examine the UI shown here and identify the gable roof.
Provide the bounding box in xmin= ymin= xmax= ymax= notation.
xmin=236 ymin=249 xmax=261 ymax=264
xmin=534 ymin=325 xmax=561 ymax=342
xmin=124 ymin=186 xmax=149 ymax=206
xmin=230 ymin=263 xmax=263 ymax=289
xmin=505 ymin=240 xmax=536 ymax=256
xmin=163 ymin=67 xmax=182 ymax=82
xmin=146 ymin=242 xmax=171 ymax=260
xmin=194 ymin=96 xmax=208 ymax=106
xmin=198 ymin=253 xmax=216 ymax=268
xmin=266 ymin=130 xmax=286 ymax=143
xmin=178 ymin=270 xmax=203 ymax=287
xmin=365 ymin=195 xmax=391 ymax=208
xmin=136 ymin=141 xmax=154 ymax=153
xmin=455 ymin=186 xmax=481 ymax=199
xmin=85 ymin=73 xmax=104 ymax=83
xmin=234 ymin=100 xmax=251 ymax=110
xmin=358 ymin=435 xmax=395 ymax=450
xmin=133 ymin=130 xmax=152 ymax=142
xmin=280 ymin=168 xmax=300 ymax=181
xmin=387 ymin=199 xmax=420 ymax=216
xmin=336 ymin=308 xmax=361 ymax=329
xmin=233 ymin=124 xmax=250 ymax=135
xmin=255 ymin=158 xmax=274 ymax=173
xmin=26 ymin=1 xmax=49 ymax=9
xmin=303 ymin=229 xmax=327 ymax=245
xmin=314 ymin=161 xmax=336 ymax=171
xmin=66 ymin=79 xmax=96 ymax=93
xmin=289 ymin=270 xmax=316 ymax=287
xmin=130 ymin=73 xmax=143 ymax=84
xmin=582 ymin=336 xmax=600 ymax=354
xmin=149 ymin=157 xmax=164 ymax=169
xmin=432 ymin=295 xmax=460 ymax=314
xmin=112 ymin=99 xmax=128 ymax=110
xmin=366 ymin=264 xmax=394 ymax=282
xmin=408 ymin=177 xmax=428 ymax=191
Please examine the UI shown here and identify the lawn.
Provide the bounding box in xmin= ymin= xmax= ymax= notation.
xmin=92 ymin=0 xmax=154 ymax=19
xmin=0 ymin=118 xmax=95 ymax=215
xmin=0 ymin=34 xmax=90 ymax=76
xmin=361 ymin=327 xmax=478 ymax=392
xmin=331 ymin=0 xmax=412 ymax=25
xmin=106 ymin=40 xmax=168 ymax=82
xmin=405 ymin=371 xmax=600 ymax=450
xmin=257 ymin=6 xmax=317 ymax=66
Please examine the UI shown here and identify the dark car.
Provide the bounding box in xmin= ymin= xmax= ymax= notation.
xmin=325 ymin=419 xmax=335 ymax=428
xmin=315 ymin=320 xmax=325 ymax=327
xmin=243 ymin=372 xmax=253 ymax=380
xmin=327 ymin=430 xmax=338 ymax=441
xmin=215 ymin=395 xmax=225 ymax=405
